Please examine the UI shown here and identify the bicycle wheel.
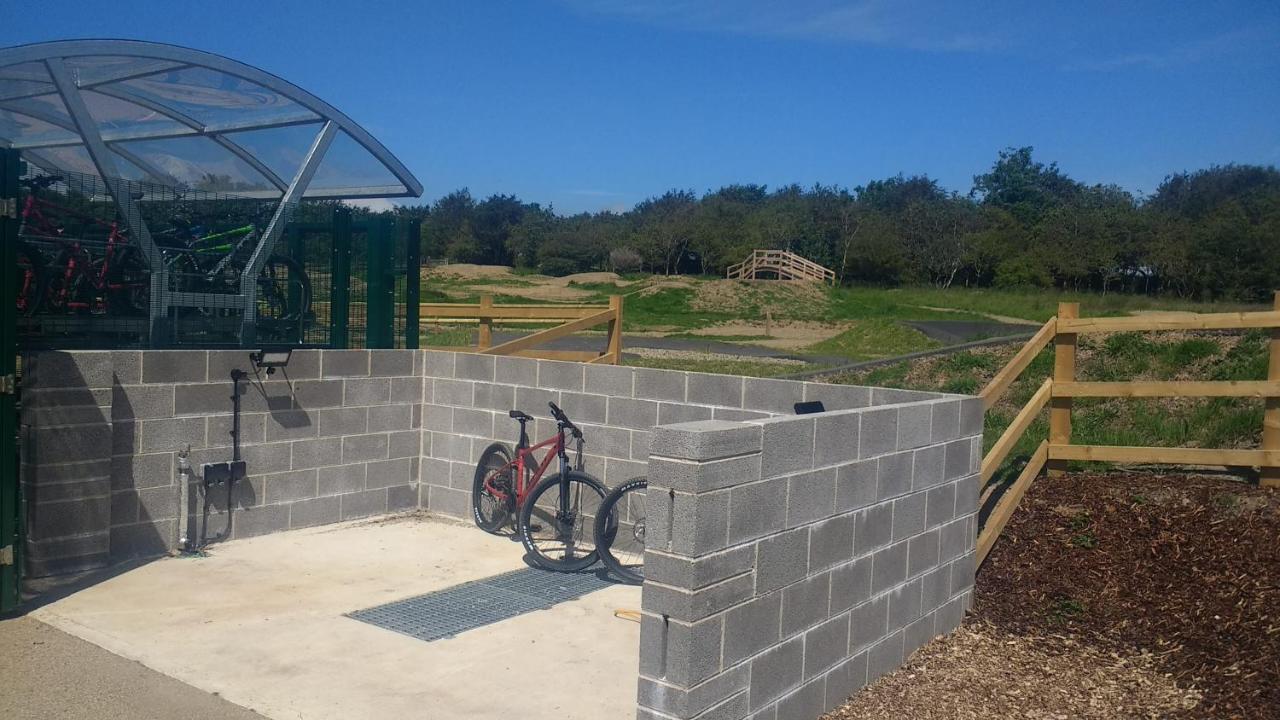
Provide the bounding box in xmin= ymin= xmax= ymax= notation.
xmin=518 ymin=470 xmax=607 ymax=572
xmin=15 ymin=240 xmax=46 ymax=316
xmin=472 ymin=442 xmax=515 ymax=534
xmin=106 ymin=246 xmax=150 ymax=316
xmin=594 ymin=477 xmax=647 ymax=585
xmin=257 ymin=254 xmax=312 ymax=322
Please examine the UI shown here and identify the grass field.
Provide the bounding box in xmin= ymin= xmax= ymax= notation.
xmin=417 ymin=266 xmax=1268 ymax=373
xmin=824 ymin=329 xmax=1272 ymax=478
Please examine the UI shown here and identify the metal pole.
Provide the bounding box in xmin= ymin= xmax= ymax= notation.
xmin=330 ymin=207 xmax=352 ymax=349
xmin=44 ymin=58 xmax=169 ymax=346
xmin=239 ymin=121 xmax=336 ymax=345
xmin=404 ymin=218 xmax=421 ymax=349
xmin=366 ymin=216 xmax=394 ymax=349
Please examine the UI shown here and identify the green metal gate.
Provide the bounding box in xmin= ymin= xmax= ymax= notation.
xmin=1 ymin=148 xmax=21 ymax=612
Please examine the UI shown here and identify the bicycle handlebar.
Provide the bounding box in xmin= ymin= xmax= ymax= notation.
xmin=22 ymin=175 xmax=63 ymax=190
xmin=547 ymin=402 xmax=582 ymax=438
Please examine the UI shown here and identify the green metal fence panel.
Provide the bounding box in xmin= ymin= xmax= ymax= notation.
xmin=366 ymin=216 xmax=395 ymax=349
xmin=404 ymin=219 xmax=421 ymax=349
xmin=1 ymin=148 xmax=22 ymax=612
xmin=330 ymin=208 xmax=352 ymax=349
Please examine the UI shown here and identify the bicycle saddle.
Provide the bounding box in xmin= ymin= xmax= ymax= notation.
xmin=509 ymin=409 xmax=533 ymax=422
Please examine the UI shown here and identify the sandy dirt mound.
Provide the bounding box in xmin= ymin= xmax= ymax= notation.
xmin=427 ymin=263 xmax=515 ymax=280
xmin=691 ymin=279 xmax=831 ymax=316
xmin=552 ymin=271 xmax=625 ymax=286
xmin=635 ymin=278 xmax=698 ymax=297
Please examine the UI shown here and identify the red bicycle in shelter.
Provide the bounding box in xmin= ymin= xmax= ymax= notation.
xmin=18 ymin=174 xmax=148 ymax=315
xmin=471 ymin=402 xmax=607 ymax=572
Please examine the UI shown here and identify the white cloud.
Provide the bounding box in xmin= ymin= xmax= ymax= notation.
xmin=561 ymin=0 xmax=1008 ymax=52
xmin=1065 ymin=28 xmax=1266 ymax=72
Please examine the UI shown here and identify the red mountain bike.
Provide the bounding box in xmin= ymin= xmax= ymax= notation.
xmin=472 ymin=402 xmax=607 ymax=572
xmin=18 ymin=175 xmax=147 ymax=315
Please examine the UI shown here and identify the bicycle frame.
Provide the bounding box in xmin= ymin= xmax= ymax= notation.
xmin=482 ymin=429 xmax=568 ymax=511
xmin=21 ymin=191 xmax=136 ymax=309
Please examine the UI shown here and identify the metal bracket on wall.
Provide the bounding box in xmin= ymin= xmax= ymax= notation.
xmin=0 ymin=197 xmax=15 ymax=219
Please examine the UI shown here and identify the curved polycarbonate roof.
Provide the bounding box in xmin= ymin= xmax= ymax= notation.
xmin=0 ymin=40 xmax=422 ymax=199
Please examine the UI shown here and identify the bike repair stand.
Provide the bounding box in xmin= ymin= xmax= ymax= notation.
xmin=196 ymin=368 xmax=249 ymax=548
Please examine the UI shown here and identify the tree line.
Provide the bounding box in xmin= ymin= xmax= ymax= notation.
xmin=383 ymin=147 xmax=1280 ymax=302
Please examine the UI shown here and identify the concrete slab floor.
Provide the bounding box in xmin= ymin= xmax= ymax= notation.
xmin=32 ymin=513 xmax=642 ymax=720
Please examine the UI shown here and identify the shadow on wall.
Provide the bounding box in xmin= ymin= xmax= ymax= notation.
xmin=21 ymin=352 xmax=161 ymax=577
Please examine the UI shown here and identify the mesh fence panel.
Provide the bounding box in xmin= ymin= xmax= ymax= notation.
xmin=10 ymin=166 xmax=403 ymax=350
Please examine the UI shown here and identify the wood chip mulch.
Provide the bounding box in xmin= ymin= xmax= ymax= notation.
xmin=823 ymin=473 xmax=1280 ymax=719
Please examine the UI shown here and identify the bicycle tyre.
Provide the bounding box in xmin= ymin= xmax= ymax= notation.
xmin=472 ymin=442 xmax=515 ymax=534
xmin=258 ymin=254 xmax=312 ymax=322
xmin=518 ymin=470 xmax=607 ymax=572
xmin=594 ymin=477 xmax=647 ymax=585
xmin=106 ymin=245 xmax=150 ymax=316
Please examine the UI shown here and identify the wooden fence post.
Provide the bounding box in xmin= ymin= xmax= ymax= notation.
xmin=1048 ymin=302 xmax=1079 ymax=477
xmin=607 ymin=295 xmax=624 ymax=365
xmin=1263 ymin=290 xmax=1280 ymax=488
xmin=478 ymin=295 xmax=492 ymax=350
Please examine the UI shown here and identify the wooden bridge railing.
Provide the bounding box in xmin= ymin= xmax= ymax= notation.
xmin=421 ymin=295 xmax=623 ymax=364
xmin=726 ymin=250 xmax=836 ymax=284
xmin=975 ymin=292 xmax=1280 ymax=564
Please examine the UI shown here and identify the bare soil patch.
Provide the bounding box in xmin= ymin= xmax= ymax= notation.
xmin=690 ymin=279 xmax=832 ymax=316
xmin=427 ymin=263 xmax=515 ymax=280
xmin=826 ymin=473 xmax=1279 ymax=719
xmin=625 ymin=347 xmax=807 ymax=366
xmin=688 ymin=320 xmax=852 ymax=351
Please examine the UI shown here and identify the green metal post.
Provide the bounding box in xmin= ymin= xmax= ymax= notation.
xmin=404 ymin=218 xmax=421 ymax=349
xmin=330 ymin=208 xmax=352 ymax=349
xmin=1 ymin=148 xmax=21 ymax=612
xmin=287 ymin=223 xmax=304 ymax=320
xmin=366 ymin=216 xmax=394 ymax=348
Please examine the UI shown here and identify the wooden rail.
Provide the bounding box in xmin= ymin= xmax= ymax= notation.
xmin=974 ymin=291 xmax=1280 ymax=565
xmin=421 ymin=295 xmax=623 ymax=364
xmin=726 ymin=250 xmax=836 ymax=284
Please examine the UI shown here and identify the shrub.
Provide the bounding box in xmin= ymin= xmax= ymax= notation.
xmin=609 ymin=247 xmax=643 ymax=273
xmin=539 ymin=257 xmax=581 ymax=277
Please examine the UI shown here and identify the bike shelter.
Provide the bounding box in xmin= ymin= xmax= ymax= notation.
xmin=0 ymin=40 xmax=423 ymax=350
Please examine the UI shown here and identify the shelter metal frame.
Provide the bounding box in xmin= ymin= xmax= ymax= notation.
xmin=0 ymin=40 xmax=422 ymax=344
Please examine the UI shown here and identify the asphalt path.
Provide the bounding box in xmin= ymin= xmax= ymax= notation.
xmin=0 ymin=615 xmax=262 ymax=720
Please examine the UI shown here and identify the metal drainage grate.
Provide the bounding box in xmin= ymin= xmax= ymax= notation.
xmin=347 ymin=568 xmax=615 ymax=642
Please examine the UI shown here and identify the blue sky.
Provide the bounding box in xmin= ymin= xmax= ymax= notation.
xmin=9 ymin=1 xmax=1280 ymax=213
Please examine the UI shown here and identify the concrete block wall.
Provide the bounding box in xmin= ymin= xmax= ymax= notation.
xmin=636 ymin=396 xmax=983 ymax=720
xmin=416 ymin=351 xmax=926 ymax=521
xmin=20 ymin=349 xmax=422 ymax=576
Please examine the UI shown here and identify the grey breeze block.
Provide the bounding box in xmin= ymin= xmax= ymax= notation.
xmin=636 ymin=399 xmax=981 ymax=720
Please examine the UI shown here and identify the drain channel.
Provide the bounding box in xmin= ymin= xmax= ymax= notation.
xmin=347 ymin=567 xmax=614 ymax=642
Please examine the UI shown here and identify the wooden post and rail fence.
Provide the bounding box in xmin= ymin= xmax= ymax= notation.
xmin=420 ymin=295 xmax=624 ymax=364
xmin=975 ymin=291 xmax=1280 ymax=565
